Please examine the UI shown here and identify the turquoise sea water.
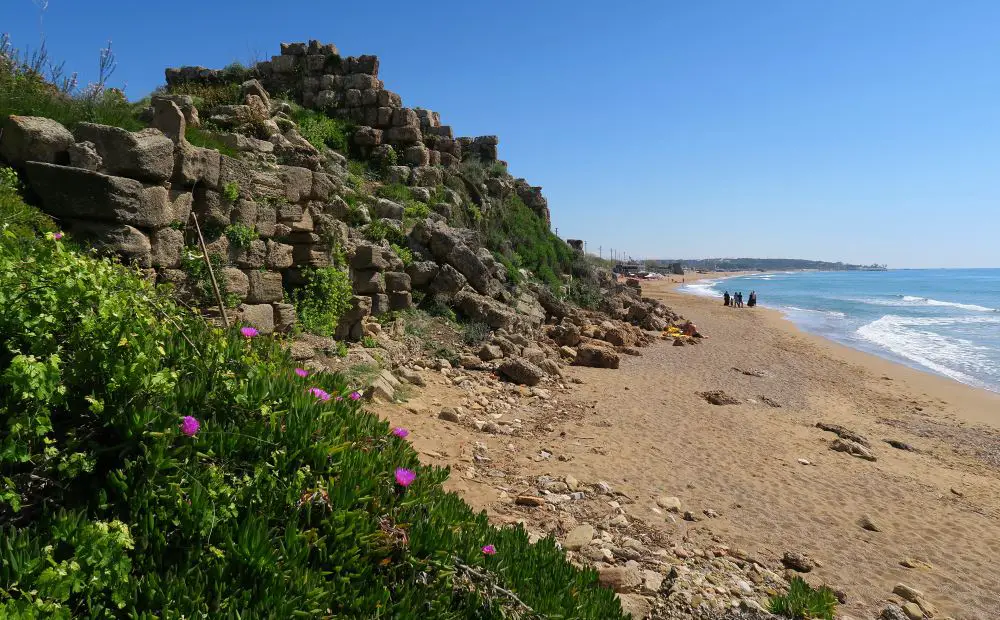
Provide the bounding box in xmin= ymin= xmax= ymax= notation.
xmin=682 ymin=269 xmax=1000 ymax=393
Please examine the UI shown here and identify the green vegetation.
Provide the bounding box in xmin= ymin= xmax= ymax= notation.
xmin=390 ymin=243 xmax=413 ymax=267
xmin=480 ymin=194 xmax=573 ymax=290
xmin=222 ymin=181 xmax=240 ymax=202
xmin=180 ymin=246 xmax=230 ymax=305
xmin=334 ymin=341 xmax=350 ymax=358
xmin=769 ymin=577 xmax=838 ymax=620
xmin=376 ymin=183 xmax=411 ymax=202
xmin=164 ymin=81 xmax=243 ymax=110
xmin=0 ymin=35 xmax=144 ymax=131
xmin=403 ymin=202 xmax=431 ymax=221
xmin=291 ymin=107 xmax=352 ymax=153
xmin=0 ymin=167 xmax=55 ymax=239
xmin=566 ymin=278 xmax=602 ymax=310
xmin=0 ymin=185 xmax=627 ymax=615
xmin=365 ymin=219 xmax=407 ymax=246
xmin=361 ymin=336 xmax=379 ymax=349
xmin=289 ymin=267 xmax=353 ymax=337
xmin=223 ymin=223 xmax=258 ymax=249
xmin=461 ymin=321 xmax=491 ymax=345
xmin=184 ymin=126 xmax=238 ymax=158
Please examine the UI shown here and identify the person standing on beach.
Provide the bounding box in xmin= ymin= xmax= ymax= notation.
xmin=724 ymin=291 xmax=731 ymax=306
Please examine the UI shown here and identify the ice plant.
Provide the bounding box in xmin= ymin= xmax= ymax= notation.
xmin=349 ymin=390 xmax=362 ymax=401
xmin=392 ymin=427 xmax=409 ymax=438
xmin=52 ymin=231 xmax=64 ymax=240
xmin=240 ymin=326 xmax=259 ymax=338
xmin=482 ymin=544 xmax=497 ymax=556
xmin=309 ymin=387 xmax=331 ymax=402
xmin=394 ymin=468 xmax=416 ymax=487
xmin=294 ymin=368 xmax=308 ymax=378
xmin=179 ymin=416 xmax=200 ymax=437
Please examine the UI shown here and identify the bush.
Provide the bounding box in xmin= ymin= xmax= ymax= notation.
xmin=769 ymin=577 xmax=838 ymax=619
xmin=0 ymin=232 xmax=627 ymax=617
xmin=480 ymin=195 xmax=573 ymax=290
xmin=461 ymin=321 xmax=491 ymax=345
xmin=164 ymin=81 xmax=243 ymax=111
xmin=222 ymin=181 xmax=240 ymax=202
xmin=0 ymin=167 xmax=55 ymax=239
xmin=184 ymin=126 xmax=238 ymax=158
xmin=566 ymin=278 xmax=602 ymax=310
xmin=365 ymin=219 xmax=407 ymax=246
xmin=390 ymin=243 xmax=413 ymax=267
xmin=0 ymin=35 xmax=144 ymax=131
xmin=180 ymin=246 xmax=233 ymax=306
xmin=290 ymin=267 xmax=353 ymax=337
xmin=224 ymin=223 xmax=258 ymax=248
xmin=291 ymin=108 xmax=352 ymax=153
xmin=403 ymin=202 xmax=430 ymax=221
xmin=376 ymin=183 xmax=411 ymax=202
xmin=361 ymin=336 xmax=379 ymax=349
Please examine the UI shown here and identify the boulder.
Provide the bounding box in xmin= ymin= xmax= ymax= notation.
xmin=73 ymin=124 xmax=174 ymax=182
xmin=384 ymin=271 xmax=411 ymax=292
xmin=574 ymin=344 xmax=620 ymax=369
xmin=406 ymin=261 xmax=439 ymax=288
xmin=66 ymin=220 xmax=151 ymax=266
xmin=598 ymin=566 xmax=642 ymax=593
xmin=384 ymin=165 xmax=410 ymax=185
xmin=23 ymin=162 xmax=176 ymax=228
xmin=353 ymin=270 xmax=385 ymax=294
xmin=563 ymin=524 xmax=595 ymax=551
xmin=410 ymin=165 xmax=442 ymax=187
xmin=150 ymin=227 xmax=184 ymax=268
xmin=0 ymin=115 xmax=74 ymax=166
xmin=372 ymin=198 xmax=404 ymax=220
xmin=370 ymin=293 xmax=391 ymax=315
xmin=388 ymin=291 xmax=412 ymax=310
xmin=498 ymin=358 xmax=545 ymax=386
xmin=247 ymin=271 xmax=284 ymax=303
xmin=174 ymin=141 xmax=221 ymax=187
xmin=478 ymin=343 xmax=503 ymax=361
xmin=454 ymin=289 xmax=519 ymax=331
xmin=429 ymin=264 xmax=467 ymax=295
xmin=273 ymin=303 xmax=297 ymax=333
xmin=150 ymin=97 xmax=185 ymax=143
xmin=236 ymin=303 xmax=275 ymax=334
xmin=447 ymin=244 xmax=500 ymax=297
xmin=67 ymin=140 xmax=102 ymax=171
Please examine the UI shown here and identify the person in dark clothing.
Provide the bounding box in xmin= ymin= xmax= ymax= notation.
xmin=748 ymin=291 xmax=757 ymax=307
xmin=736 ymin=292 xmax=742 ymax=308
xmin=723 ymin=291 xmax=731 ymax=306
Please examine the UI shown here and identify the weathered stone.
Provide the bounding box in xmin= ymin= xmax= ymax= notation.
xmin=455 ymin=289 xmax=519 ymax=330
xmin=782 ymin=551 xmax=814 ymax=573
xmin=574 ymin=344 xmax=620 ymax=369
xmin=232 ymin=239 xmax=267 ymax=269
xmin=816 ymin=422 xmax=871 ymax=447
xmin=247 ymin=271 xmax=284 ymax=303
xmin=388 ymin=291 xmax=412 ymax=310
xmin=438 ymin=407 xmax=461 ymax=423
xmin=410 ymin=165 xmax=442 ymax=187
xmin=372 ymin=198 xmax=404 ymax=220
xmin=256 ymin=204 xmax=277 ymax=238
xmin=892 ymin=584 xmax=923 ymax=603
xmin=383 ymin=165 xmax=411 ymax=185
xmin=446 ymin=244 xmax=499 ymax=297
xmin=598 ymin=566 xmax=642 ymax=593
xmin=273 ymin=303 xmax=297 ymax=332
xmin=67 ymin=140 xmax=102 ymax=171
xmin=406 ymin=261 xmax=440 ymax=288
xmin=193 ymin=187 xmax=232 ymax=228
xmin=0 ymin=115 xmax=74 ymax=166
xmin=859 ymin=514 xmax=882 ymax=532
xmin=280 ymin=166 xmax=314 ymax=203
xmin=879 ymin=605 xmax=909 ymax=620
xmin=67 ymin=221 xmax=151 ymax=266
xmin=353 ymin=126 xmax=382 ymax=147
xmin=353 ymin=269 xmax=385 ymax=294
xmin=264 ymin=240 xmax=293 ymax=269
xmin=563 ymin=524 xmax=595 ymax=551
xmin=402 ymin=144 xmax=430 ymax=167
xmin=237 ymin=303 xmax=274 ymax=334
xmin=150 ymin=227 xmax=184 ymax=268
xmin=24 ymin=163 xmax=175 ymax=228
xmin=384 ymin=271 xmax=411 ymax=292
xmin=150 ymin=97 xmax=185 ymax=143
xmin=617 ymin=593 xmax=652 ymax=619
xmin=830 ymin=438 xmax=877 ymax=461
xmin=656 ymin=496 xmax=682 ymax=512
xmin=900 ymin=602 xmax=923 ymax=620
xmin=498 ymin=358 xmax=545 ymax=386
xmin=292 ymin=244 xmax=330 ymax=267
xmin=73 ymin=124 xmax=174 ymax=182
xmin=220 ymin=267 xmax=250 ymax=300
xmin=429 ymin=264 xmax=467 ymax=295
xmin=515 ymin=496 xmax=544 ymax=507
xmin=698 ymin=390 xmax=741 ymax=406
xmin=369 ymin=293 xmax=391 ymax=315
xmin=479 ymin=344 xmax=503 ymax=361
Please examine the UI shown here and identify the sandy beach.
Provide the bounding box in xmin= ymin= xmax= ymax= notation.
xmin=381 ymin=274 xmax=1000 ymax=619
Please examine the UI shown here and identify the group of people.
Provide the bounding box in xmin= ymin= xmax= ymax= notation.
xmin=723 ymin=290 xmax=756 ymax=308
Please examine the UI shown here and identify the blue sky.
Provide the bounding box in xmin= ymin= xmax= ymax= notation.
xmin=6 ymin=0 xmax=1000 ymax=268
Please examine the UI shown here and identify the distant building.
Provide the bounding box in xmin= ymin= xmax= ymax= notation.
xmin=667 ymin=262 xmax=684 ymax=275
xmin=613 ymin=263 xmax=641 ymax=276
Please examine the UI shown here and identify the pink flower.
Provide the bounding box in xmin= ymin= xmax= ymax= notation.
xmin=53 ymin=231 xmax=64 ymax=240
xmin=335 ymin=396 xmax=343 ymax=401
xmin=240 ymin=326 xmax=259 ymax=338
xmin=309 ymin=387 xmax=331 ymax=402
xmin=482 ymin=544 xmax=497 ymax=556
xmin=349 ymin=391 xmax=362 ymax=401
xmin=395 ymin=467 xmax=416 ymax=487
xmin=294 ymin=368 xmax=308 ymax=378
xmin=180 ymin=416 xmax=200 ymax=437
xmin=392 ymin=427 xmax=409 ymax=438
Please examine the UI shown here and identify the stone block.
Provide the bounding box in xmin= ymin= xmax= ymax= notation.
xmin=67 ymin=220 xmax=151 ymax=267
xmin=256 ymin=204 xmax=277 ymax=237
xmin=0 ymin=115 xmax=74 ymax=166
xmin=372 ymin=198 xmax=404 ymax=220
xmin=384 ymin=271 xmax=411 ymax=292
xmin=279 ymin=165 xmax=314 ymax=203
xmin=410 ymin=166 xmax=443 ymax=187
xmin=351 ymin=244 xmax=389 ymax=270
xmin=193 ymin=187 xmax=232 ymax=228
xmin=265 ymin=240 xmax=294 ymax=269
xmin=353 ymin=269 xmax=385 ymax=294
xmin=402 ymin=145 xmax=430 ymax=167
xmin=370 ymin=293 xmax=391 ymax=315
xmin=388 ymin=291 xmax=412 ymax=311
xmin=174 ymin=141 xmax=221 ymax=187
xmin=384 ymin=126 xmax=421 ymax=145
xmin=273 ymin=303 xmax=297 ymax=332
xmin=292 ymin=245 xmax=330 ymax=267
xmin=247 ymin=270 xmax=284 ymax=303
xmin=230 ymin=199 xmax=258 ymax=227
xmin=237 ymin=303 xmax=275 ymax=334
xmin=220 ymin=267 xmax=250 ymax=300
xmin=150 ymin=227 xmax=184 ymax=268
xmin=232 ymin=239 xmax=267 ymax=269
xmin=73 ymin=123 xmax=174 ymax=182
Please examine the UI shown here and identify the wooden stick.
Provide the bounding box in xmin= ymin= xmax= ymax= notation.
xmin=190 ymin=211 xmax=229 ymax=328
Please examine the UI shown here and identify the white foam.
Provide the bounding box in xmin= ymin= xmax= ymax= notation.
xmin=681 ymin=282 xmax=720 ymax=297
xmin=784 ymin=306 xmax=847 ymax=319
xmin=854 ymin=296 xmax=997 ymax=312
xmin=856 ymin=315 xmax=999 ymax=389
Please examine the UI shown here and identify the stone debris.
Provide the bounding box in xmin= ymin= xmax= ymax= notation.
xmin=830 ymin=438 xmax=877 ymax=461
xmin=698 ymin=390 xmax=741 ymax=406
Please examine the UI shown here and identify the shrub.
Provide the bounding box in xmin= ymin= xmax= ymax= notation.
xmin=224 ymin=223 xmax=258 ymax=248
xmin=289 ymin=267 xmax=353 ymax=337
xmin=164 ymin=81 xmax=243 ymax=110
xmin=180 ymin=245 xmax=231 ymax=305
xmin=222 ymin=181 xmax=240 ymax=202
xmin=365 ymin=219 xmax=407 ymax=246
xmin=0 ymin=167 xmax=55 ymax=239
xmin=376 ymin=183 xmax=411 ymax=202
xmin=390 ymin=243 xmax=413 ymax=267
xmin=480 ymin=194 xmax=573 ymax=290
xmin=184 ymin=126 xmax=238 ymax=158
xmin=461 ymin=321 xmax=491 ymax=345
xmin=0 ymin=34 xmax=144 ymax=131
xmin=361 ymin=336 xmax=379 ymax=349
xmin=769 ymin=577 xmax=838 ymax=619
xmin=291 ymin=108 xmax=352 ymax=153
xmin=403 ymin=202 xmax=430 ymax=221
xmin=566 ymin=278 xmax=602 ymax=310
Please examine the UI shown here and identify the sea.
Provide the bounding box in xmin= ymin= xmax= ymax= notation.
xmin=682 ymin=269 xmax=1000 ymax=394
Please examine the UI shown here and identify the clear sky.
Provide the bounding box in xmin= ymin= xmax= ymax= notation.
xmin=6 ymin=0 xmax=1000 ymax=268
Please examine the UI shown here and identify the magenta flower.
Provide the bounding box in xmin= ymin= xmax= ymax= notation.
xmin=395 ymin=467 xmax=416 ymax=487
xmin=294 ymin=368 xmax=308 ymax=378
xmin=349 ymin=391 xmax=362 ymax=401
xmin=240 ymin=326 xmax=259 ymax=338
xmin=392 ymin=427 xmax=409 ymax=438
xmin=179 ymin=416 xmax=200 ymax=437
xmin=53 ymin=231 xmax=64 ymax=240
xmin=335 ymin=396 xmax=343 ymax=401
xmin=482 ymin=544 xmax=497 ymax=556
xmin=309 ymin=387 xmax=331 ymax=402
